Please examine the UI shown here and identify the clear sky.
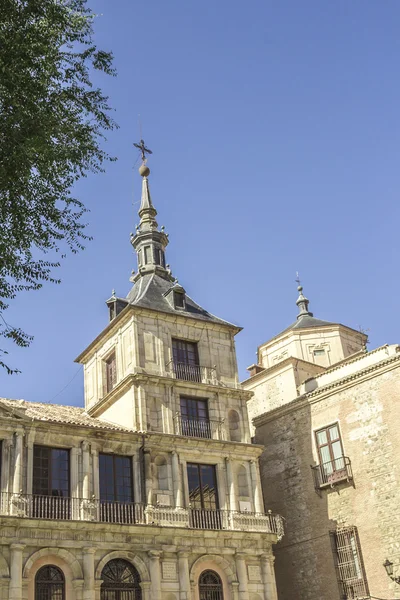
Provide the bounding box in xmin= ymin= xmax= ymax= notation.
xmin=2 ymin=1 xmax=400 ymax=406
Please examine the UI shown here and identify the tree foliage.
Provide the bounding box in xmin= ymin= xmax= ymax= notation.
xmin=0 ymin=0 xmax=116 ymax=373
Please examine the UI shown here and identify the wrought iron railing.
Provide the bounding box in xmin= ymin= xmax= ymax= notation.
xmin=173 ymin=414 xmax=225 ymax=440
xmin=0 ymin=493 xmax=284 ymax=536
xmin=311 ymin=456 xmax=353 ymax=489
xmin=167 ymin=361 xmax=217 ymax=384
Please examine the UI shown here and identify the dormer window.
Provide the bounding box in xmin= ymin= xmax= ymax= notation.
xmin=174 ymin=290 xmax=185 ymax=309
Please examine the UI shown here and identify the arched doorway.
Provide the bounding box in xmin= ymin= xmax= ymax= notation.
xmin=101 ymin=558 xmax=142 ymax=600
xmin=199 ymin=569 xmax=224 ymax=600
xmin=35 ymin=565 xmax=65 ymax=600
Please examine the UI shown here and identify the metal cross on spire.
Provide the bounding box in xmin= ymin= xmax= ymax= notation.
xmin=295 ymin=271 xmax=301 ymax=287
xmin=134 ymin=139 xmax=152 ymax=163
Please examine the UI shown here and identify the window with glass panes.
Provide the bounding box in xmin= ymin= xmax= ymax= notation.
xmin=331 ymin=526 xmax=369 ymax=599
xmin=180 ymin=397 xmax=211 ymax=438
xmin=172 ymin=339 xmax=199 ymax=366
xmin=99 ymin=454 xmax=133 ymax=503
xmin=187 ymin=463 xmax=219 ymax=510
xmin=315 ymin=423 xmax=345 ymax=473
xmin=33 ymin=446 xmax=69 ymax=497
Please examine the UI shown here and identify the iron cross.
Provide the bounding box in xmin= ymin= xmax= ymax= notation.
xmin=134 ymin=139 xmax=152 ymax=162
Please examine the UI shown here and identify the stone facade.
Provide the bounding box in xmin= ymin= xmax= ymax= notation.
xmin=0 ymin=158 xmax=283 ymax=599
xmin=243 ymin=288 xmax=400 ymax=600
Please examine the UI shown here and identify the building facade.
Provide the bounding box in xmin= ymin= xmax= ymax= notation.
xmin=243 ymin=286 xmax=400 ymax=600
xmin=0 ymin=159 xmax=283 ymax=600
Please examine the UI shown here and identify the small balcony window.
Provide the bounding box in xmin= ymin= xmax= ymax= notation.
xmin=172 ymin=338 xmax=200 ymax=381
xmin=32 ymin=445 xmax=70 ymax=519
xmin=312 ymin=423 xmax=353 ymax=488
xmin=179 ymin=397 xmax=211 ymax=438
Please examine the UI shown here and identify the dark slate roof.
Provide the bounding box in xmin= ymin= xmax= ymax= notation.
xmin=0 ymin=398 xmax=132 ymax=432
xmin=126 ymin=273 xmax=239 ymax=329
xmin=278 ymin=314 xmax=336 ymax=336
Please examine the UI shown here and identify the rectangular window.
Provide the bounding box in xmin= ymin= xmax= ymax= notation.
xmin=99 ymin=454 xmax=133 ymax=504
xmin=172 ymin=339 xmax=199 ymax=366
xmin=180 ymin=397 xmax=211 ymax=438
xmin=105 ymin=352 xmax=117 ymax=393
xmin=33 ymin=446 xmax=69 ymax=497
xmin=313 ymin=348 xmax=325 ymax=356
xmin=315 ymin=423 xmax=345 ymax=475
xmin=187 ymin=463 xmax=221 ymax=529
xmin=174 ymin=291 xmax=185 ymax=309
xmin=144 ymin=246 xmax=151 ymax=264
xmin=331 ymin=527 xmax=369 ymax=598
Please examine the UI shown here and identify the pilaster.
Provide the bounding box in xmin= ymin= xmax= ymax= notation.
xmin=226 ymin=457 xmax=238 ymax=512
xmin=172 ymin=451 xmax=183 ymax=508
xmin=178 ymin=551 xmax=190 ymax=600
xmin=250 ymin=459 xmax=264 ymax=513
xmin=83 ymin=547 xmax=96 ymax=600
xmin=148 ymin=550 xmax=162 ymax=600
xmin=261 ymin=553 xmax=278 ymax=600
xmin=9 ymin=542 xmax=24 ymax=600
xmin=235 ymin=553 xmax=249 ymax=600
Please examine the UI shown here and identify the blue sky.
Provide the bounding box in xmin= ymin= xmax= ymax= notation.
xmin=2 ymin=1 xmax=400 ymax=405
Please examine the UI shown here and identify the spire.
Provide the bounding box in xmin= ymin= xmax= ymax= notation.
xmin=130 ymin=140 xmax=173 ymax=283
xmin=296 ymin=284 xmax=313 ymax=319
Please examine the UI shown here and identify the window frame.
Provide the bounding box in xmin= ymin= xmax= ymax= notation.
xmin=187 ymin=463 xmax=219 ymax=510
xmin=315 ymin=423 xmax=344 ymax=468
xmin=105 ymin=351 xmax=117 ymax=394
xmin=32 ymin=445 xmax=70 ymax=498
xmin=99 ymin=453 xmax=134 ymax=504
xmin=172 ymin=338 xmax=199 ymax=366
xmin=331 ymin=526 xmax=369 ymax=599
xmin=35 ymin=565 xmax=65 ymax=600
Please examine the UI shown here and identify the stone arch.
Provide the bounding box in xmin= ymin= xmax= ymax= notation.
xmin=23 ymin=547 xmax=83 ymax=580
xmin=228 ymin=409 xmax=242 ymax=442
xmin=95 ymin=551 xmax=150 ymax=582
xmin=191 ymin=555 xmax=236 ymax=600
xmin=190 ymin=554 xmax=236 ymax=583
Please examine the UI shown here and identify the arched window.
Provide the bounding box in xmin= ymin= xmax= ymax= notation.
xmin=228 ymin=410 xmax=241 ymax=442
xmin=101 ymin=559 xmax=142 ymax=600
xmin=199 ymin=569 xmax=224 ymax=600
xmin=35 ymin=565 xmax=65 ymax=600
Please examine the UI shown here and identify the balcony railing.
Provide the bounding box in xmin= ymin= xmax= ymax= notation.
xmin=167 ymin=361 xmax=217 ymax=384
xmin=311 ymin=456 xmax=353 ymax=489
xmin=0 ymin=493 xmax=284 ymax=537
xmin=173 ymin=414 xmax=225 ymax=440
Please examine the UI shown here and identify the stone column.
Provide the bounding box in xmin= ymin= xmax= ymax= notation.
xmin=172 ymin=451 xmax=183 ymax=508
xmin=133 ymin=451 xmax=142 ymax=504
xmin=12 ymin=432 xmax=23 ymax=495
xmin=82 ymin=441 xmax=91 ymax=500
xmin=226 ymin=457 xmax=238 ymax=512
xmin=261 ymin=553 xmax=278 ymax=600
xmin=178 ymin=551 xmax=190 ymax=600
xmin=9 ymin=543 xmax=24 ymax=600
xmin=83 ymin=547 xmax=96 ymax=600
xmin=148 ymin=550 xmax=162 ymax=600
xmin=235 ymin=553 xmax=249 ymax=600
xmin=250 ymin=460 xmax=264 ymax=514
xmin=143 ymin=449 xmax=152 ymax=506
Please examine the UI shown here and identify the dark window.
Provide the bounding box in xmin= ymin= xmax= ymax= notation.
xmin=99 ymin=454 xmax=133 ymax=503
xmin=172 ymin=338 xmax=199 ymax=366
xmin=144 ymin=246 xmax=151 ymax=264
xmin=180 ymin=397 xmax=211 ymax=438
xmin=101 ymin=559 xmax=142 ymax=600
xmin=314 ymin=348 xmax=325 ymax=356
xmin=105 ymin=352 xmax=117 ymax=393
xmin=331 ymin=527 xmax=369 ymax=599
xmin=35 ymin=565 xmax=65 ymax=600
xmin=315 ymin=423 xmax=345 ymax=475
xmin=187 ymin=463 xmax=221 ymax=529
xmin=33 ymin=446 xmax=69 ymax=497
xmin=199 ymin=570 xmax=224 ymax=600
xmin=174 ymin=291 xmax=185 ymax=309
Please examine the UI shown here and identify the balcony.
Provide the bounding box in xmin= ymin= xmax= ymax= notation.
xmin=173 ymin=414 xmax=225 ymax=440
xmin=0 ymin=493 xmax=284 ymax=538
xmin=167 ymin=361 xmax=217 ymax=384
xmin=311 ymin=456 xmax=353 ymax=489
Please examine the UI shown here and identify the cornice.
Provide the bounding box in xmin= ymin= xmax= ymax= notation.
xmin=253 ymin=350 xmax=400 ymax=427
xmin=242 ymin=356 xmax=324 ymax=387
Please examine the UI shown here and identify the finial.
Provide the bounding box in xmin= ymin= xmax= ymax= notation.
xmin=111 ymin=289 xmax=116 ymax=298
xmin=134 ymin=138 xmax=152 ymax=177
xmin=295 ymin=274 xmax=313 ymax=319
